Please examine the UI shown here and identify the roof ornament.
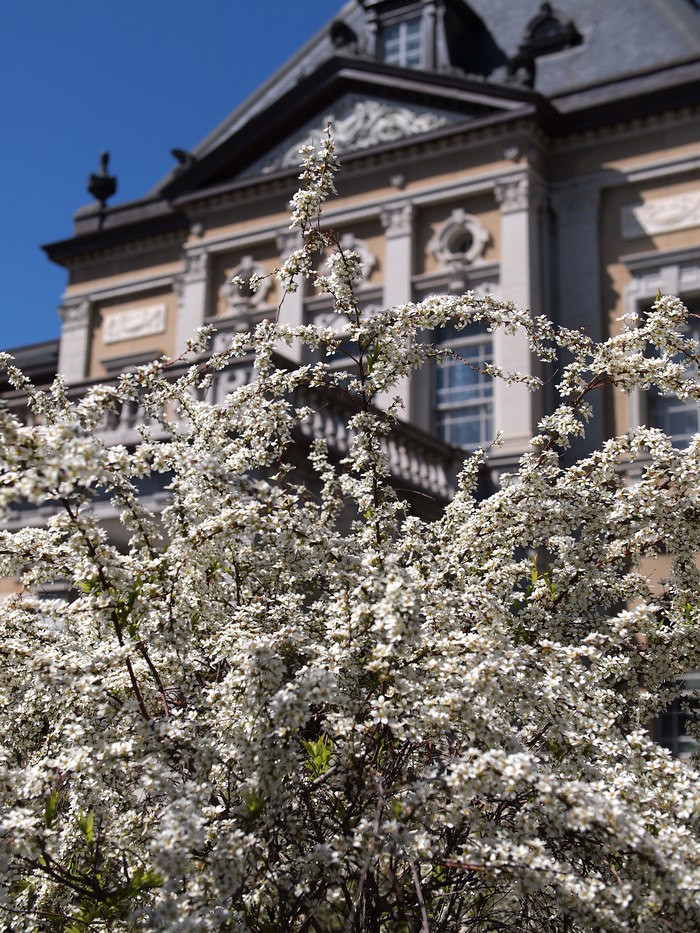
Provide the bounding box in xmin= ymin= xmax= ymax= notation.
xmin=87 ymin=151 xmax=117 ymax=208
xmin=171 ymin=148 xmax=196 ymax=170
xmin=509 ymin=2 xmax=582 ymax=86
xmin=330 ymin=20 xmax=358 ymax=50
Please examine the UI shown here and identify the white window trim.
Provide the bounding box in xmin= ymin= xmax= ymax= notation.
xmin=380 ymin=16 xmax=423 ymax=68
xmin=433 ymin=324 xmax=495 ymax=451
xmin=623 ymin=250 xmax=700 ymax=433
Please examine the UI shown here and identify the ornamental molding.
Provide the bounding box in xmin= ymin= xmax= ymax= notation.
xmin=380 ymin=201 xmax=414 ymax=238
xmin=623 ymin=258 xmax=700 ymax=315
xmin=495 ymin=175 xmax=546 ymax=214
xmin=250 ymin=95 xmax=458 ymax=176
xmin=428 ymin=209 xmax=490 ymax=279
xmin=621 ymin=191 xmax=700 ymax=240
xmin=103 ymin=303 xmax=167 ymax=345
xmin=275 ymin=228 xmax=303 ymax=257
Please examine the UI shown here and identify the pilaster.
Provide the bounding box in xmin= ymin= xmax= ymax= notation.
xmin=58 ymin=299 xmax=91 ymax=382
xmin=276 ymin=228 xmax=305 ymax=364
xmin=551 ymin=179 xmax=603 ymax=447
xmin=493 ymin=172 xmax=546 ymax=455
xmin=422 ymin=1 xmax=436 ymax=70
xmin=380 ymin=201 xmax=413 ymax=307
xmin=363 ymin=9 xmax=378 ymax=57
xmin=380 ymin=201 xmax=414 ymax=416
xmin=176 ymin=248 xmax=210 ymax=354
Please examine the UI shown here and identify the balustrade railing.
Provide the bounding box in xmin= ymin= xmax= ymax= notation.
xmin=1 ymin=351 xmax=463 ymax=504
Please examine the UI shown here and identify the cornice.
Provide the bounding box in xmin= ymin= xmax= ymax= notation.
xmin=61 ymin=271 xmax=179 ymax=304
xmin=620 ymin=244 xmax=700 ymax=273
xmin=43 ymin=218 xmax=188 ymax=269
xmin=553 ymin=61 xmax=700 ymax=135
xmin=550 ymin=103 xmax=700 ymax=154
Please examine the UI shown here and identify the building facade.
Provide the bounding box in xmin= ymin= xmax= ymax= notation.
xmin=6 ymin=0 xmax=692 ymax=471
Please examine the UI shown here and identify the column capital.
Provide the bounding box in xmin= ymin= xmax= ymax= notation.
xmin=380 ymin=201 xmax=414 ymax=238
xmin=276 ymin=227 xmax=303 ymax=256
xmin=59 ymin=298 xmax=91 ymax=330
xmin=494 ymin=174 xmax=545 ymax=214
xmin=550 ymin=180 xmax=600 ymax=224
xmin=183 ymin=248 xmax=210 ymax=283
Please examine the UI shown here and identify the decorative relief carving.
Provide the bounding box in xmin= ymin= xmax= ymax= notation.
xmin=59 ymin=300 xmax=91 ymax=329
xmin=338 ymin=233 xmax=377 ymax=285
xmin=184 ymin=249 xmax=209 ymax=282
xmin=429 ymin=208 xmax=490 ymax=272
xmin=496 ymin=174 xmax=549 ymax=214
xmin=103 ymin=303 xmax=167 ymax=345
xmin=276 ymin=229 xmax=303 ymax=257
xmin=220 ymin=256 xmax=273 ymax=316
xmin=380 ymin=201 xmax=414 ymax=238
xmin=621 ymin=191 xmax=700 ymax=239
xmin=249 ymin=96 xmax=457 ymax=176
xmin=495 ymin=177 xmax=532 ymax=214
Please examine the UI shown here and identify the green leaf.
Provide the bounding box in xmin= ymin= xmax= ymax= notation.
xmin=45 ymin=790 xmax=60 ymax=829
xmin=77 ymin=810 xmax=94 ymax=847
xmin=242 ymin=791 xmax=267 ymax=827
xmin=302 ymin=734 xmax=333 ymax=777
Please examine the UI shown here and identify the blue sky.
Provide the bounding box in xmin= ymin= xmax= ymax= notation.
xmin=0 ymin=2 xmax=337 ymax=351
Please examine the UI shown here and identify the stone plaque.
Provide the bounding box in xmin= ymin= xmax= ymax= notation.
xmin=103 ymin=303 xmax=167 ymax=344
xmin=621 ymin=191 xmax=700 ymax=239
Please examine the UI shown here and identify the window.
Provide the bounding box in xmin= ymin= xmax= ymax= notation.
xmin=649 ymin=392 xmax=700 ymax=447
xmin=434 ymin=323 xmax=493 ymax=449
xmin=657 ymin=672 xmax=700 ymax=759
xmin=380 ymin=17 xmax=422 ymax=68
xmin=648 ymin=318 xmax=700 ymax=447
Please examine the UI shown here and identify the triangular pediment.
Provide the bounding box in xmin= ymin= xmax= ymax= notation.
xmin=240 ymin=92 xmax=466 ymax=178
xmin=159 ymin=56 xmax=539 ymax=198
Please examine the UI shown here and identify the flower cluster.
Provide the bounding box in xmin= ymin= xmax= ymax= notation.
xmin=1 ymin=136 xmax=700 ymax=932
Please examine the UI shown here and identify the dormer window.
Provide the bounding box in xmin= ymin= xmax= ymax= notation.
xmin=380 ymin=16 xmax=422 ymax=68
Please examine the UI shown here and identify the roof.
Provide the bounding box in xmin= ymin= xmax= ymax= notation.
xmin=0 ymin=339 xmax=59 ymax=390
xmin=177 ymin=0 xmax=700 ymax=154
xmin=467 ymin=0 xmax=700 ymax=96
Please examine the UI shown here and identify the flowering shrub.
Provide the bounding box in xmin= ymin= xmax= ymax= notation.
xmin=1 ymin=132 xmax=700 ymax=932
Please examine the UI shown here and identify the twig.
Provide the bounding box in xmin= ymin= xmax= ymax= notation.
xmin=408 ymin=856 xmax=431 ymax=933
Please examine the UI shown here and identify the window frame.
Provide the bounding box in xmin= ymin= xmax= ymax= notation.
xmin=379 ymin=15 xmax=423 ymax=68
xmin=657 ymin=672 xmax=700 ymax=760
xmin=646 ymin=312 xmax=700 ymax=446
xmin=432 ymin=322 xmax=494 ymax=450
xmin=623 ymin=252 xmax=700 ymax=444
